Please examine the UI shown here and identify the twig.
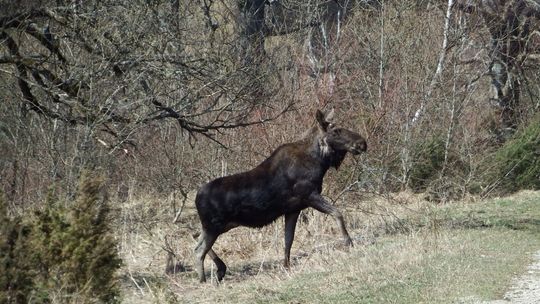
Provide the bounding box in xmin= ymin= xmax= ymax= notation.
xmin=127 ymin=269 xmax=145 ymax=296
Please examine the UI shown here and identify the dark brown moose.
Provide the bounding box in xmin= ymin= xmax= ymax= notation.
xmin=194 ymin=109 xmax=367 ymax=282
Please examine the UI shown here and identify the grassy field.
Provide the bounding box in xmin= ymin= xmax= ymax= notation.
xmin=119 ymin=191 xmax=540 ymax=303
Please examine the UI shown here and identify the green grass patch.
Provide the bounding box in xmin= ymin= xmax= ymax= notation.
xmin=439 ymin=191 xmax=540 ymax=233
xmin=237 ymin=229 xmax=539 ymax=304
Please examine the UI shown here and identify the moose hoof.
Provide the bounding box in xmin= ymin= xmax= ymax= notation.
xmin=283 ymin=260 xmax=291 ymax=269
xmin=344 ymin=238 xmax=354 ymax=247
xmin=217 ymin=266 xmax=227 ymax=282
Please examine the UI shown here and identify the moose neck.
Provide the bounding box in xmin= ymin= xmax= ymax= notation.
xmin=320 ymin=145 xmax=347 ymax=170
xmin=308 ymin=132 xmax=347 ymax=171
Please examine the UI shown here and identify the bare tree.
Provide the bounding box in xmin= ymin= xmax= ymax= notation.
xmin=458 ymin=0 xmax=540 ymax=137
xmin=0 ymin=0 xmax=292 ymax=201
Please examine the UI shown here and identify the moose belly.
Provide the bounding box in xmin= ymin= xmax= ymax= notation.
xmin=230 ymin=196 xmax=304 ymax=228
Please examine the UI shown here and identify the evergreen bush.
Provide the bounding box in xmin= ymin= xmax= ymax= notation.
xmin=487 ymin=118 xmax=540 ymax=193
xmin=0 ymin=171 xmax=122 ymax=303
xmin=408 ymin=136 xmax=446 ymax=192
xmin=31 ymin=171 xmax=122 ymax=303
xmin=0 ymin=194 xmax=35 ymax=304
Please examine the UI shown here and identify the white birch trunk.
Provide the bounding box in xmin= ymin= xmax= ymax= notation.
xmin=412 ymin=0 xmax=455 ymax=124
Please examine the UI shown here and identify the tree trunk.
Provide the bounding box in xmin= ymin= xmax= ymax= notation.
xmin=481 ymin=0 xmax=532 ymax=135
xmin=239 ymin=0 xmax=267 ymax=65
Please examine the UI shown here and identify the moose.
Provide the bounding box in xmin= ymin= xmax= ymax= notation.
xmin=194 ymin=109 xmax=367 ymax=282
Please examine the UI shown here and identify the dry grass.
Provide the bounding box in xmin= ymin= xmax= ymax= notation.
xmin=114 ymin=191 xmax=540 ymax=303
xmin=114 ymin=190 xmax=424 ymax=301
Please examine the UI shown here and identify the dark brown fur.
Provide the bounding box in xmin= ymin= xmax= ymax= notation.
xmin=194 ymin=110 xmax=367 ymax=282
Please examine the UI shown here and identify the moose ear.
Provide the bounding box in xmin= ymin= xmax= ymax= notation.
xmin=316 ymin=109 xmax=329 ymax=131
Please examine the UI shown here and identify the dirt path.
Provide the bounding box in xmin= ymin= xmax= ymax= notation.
xmin=483 ymin=250 xmax=540 ymax=304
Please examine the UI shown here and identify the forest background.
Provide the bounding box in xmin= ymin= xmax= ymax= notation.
xmin=1 ymin=0 xmax=540 ymax=302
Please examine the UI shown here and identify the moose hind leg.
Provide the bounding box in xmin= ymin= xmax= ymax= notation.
xmin=208 ymin=249 xmax=227 ymax=281
xmin=194 ymin=230 xmax=218 ymax=283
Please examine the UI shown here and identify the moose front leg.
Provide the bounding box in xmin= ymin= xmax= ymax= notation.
xmin=308 ymin=194 xmax=353 ymax=247
xmin=284 ymin=211 xmax=300 ymax=268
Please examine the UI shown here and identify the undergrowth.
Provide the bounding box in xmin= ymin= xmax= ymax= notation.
xmin=0 ymin=171 xmax=121 ymax=303
xmin=485 ymin=117 xmax=540 ymax=194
